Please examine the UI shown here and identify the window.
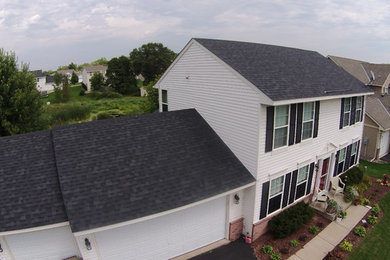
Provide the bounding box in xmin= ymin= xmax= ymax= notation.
xmin=302 ymin=102 xmax=314 ymax=140
xmin=343 ymin=98 xmax=351 ymax=127
xmin=268 ymin=175 xmax=284 ymax=214
xmin=162 ymin=90 xmax=168 ymax=112
xmin=273 ymin=105 xmax=289 ymax=149
xmin=350 ymin=142 xmax=358 ymax=167
xmin=355 ymin=96 xmax=362 ymax=122
xmin=296 ymin=165 xmax=309 ymax=199
xmin=337 ymin=147 xmax=346 ymax=174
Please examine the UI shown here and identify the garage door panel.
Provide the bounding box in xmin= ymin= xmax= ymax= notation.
xmin=95 ymin=197 xmax=226 ymax=260
xmin=6 ymin=226 xmax=79 ymax=260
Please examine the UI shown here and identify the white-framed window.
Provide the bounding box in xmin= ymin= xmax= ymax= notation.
xmin=343 ymin=98 xmax=351 ymax=127
xmin=295 ymin=165 xmax=309 ymax=200
xmin=350 ymin=142 xmax=358 ymax=167
xmin=268 ymin=175 xmax=284 ymax=214
xmin=337 ymin=147 xmax=347 ymax=175
xmin=162 ymin=89 xmax=168 ymax=112
xmin=273 ymin=105 xmax=289 ymax=149
xmin=302 ymin=102 xmax=315 ymax=140
xmin=355 ymin=96 xmax=363 ymax=122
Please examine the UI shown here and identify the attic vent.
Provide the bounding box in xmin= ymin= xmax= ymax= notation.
xmin=370 ymin=71 xmax=375 ymax=81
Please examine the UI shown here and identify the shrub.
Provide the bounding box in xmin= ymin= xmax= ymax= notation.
xmin=341 ymin=167 xmax=363 ymax=186
xmin=268 ymin=202 xmax=314 ymax=238
xmin=290 ymin=240 xmax=299 ymax=247
xmin=309 ymin=226 xmax=319 ymax=234
xmin=79 ymin=89 xmax=86 ymax=96
xmin=344 ymin=186 xmax=357 ymax=202
xmin=366 ymin=215 xmax=378 ymax=224
xmin=354 ymin=226 xmax=366 ymax=237
xmin=339 ymin=239 xmax=353 ymax=252
xmin=270 ymin=253 xmax=281 ymax=260
xmin=81 ymin=82 xmax=88 ymax=91
xmin=262 ymin=245 xmax=274 ymax=254
xmin=362 ymin=175 xmax=372 ymax=187
xmin=371 ymin=204 xmax=380 ymax=215
xmin=360 ymin=198 xmax=370 ymax=206
xmin=48 ymin=104 xmax=91 ymax=125
xmin=94 ymin=110 xmax=124 ymax=120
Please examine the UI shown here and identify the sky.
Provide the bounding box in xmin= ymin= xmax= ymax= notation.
xmin=1 ymin=0 xmax=390 ymax=71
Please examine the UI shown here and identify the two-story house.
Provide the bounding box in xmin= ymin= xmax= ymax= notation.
xmin=82 ymin=65 xmax=107 ymax=92
xmin=32 ymin=70 xmax=55 ymax=93
xmin=155 ymin=38 xmax=373 ymax=238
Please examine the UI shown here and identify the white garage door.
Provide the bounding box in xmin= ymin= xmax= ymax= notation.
xmin=5 ymin=226 xmax=80 ymax=260
xmin=95 ymin=196 xmax=227 ymax=260
xmin=380 ymin=131 xmax=390 ymax=158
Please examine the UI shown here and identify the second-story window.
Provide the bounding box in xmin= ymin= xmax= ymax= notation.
xmin=162 ymin=90 xmax=168 ymax=112
xmin=273 ymin=105 xmax=289 ymax=149
xmin=302 ymin=102 xmax=314 ymax=140
xmin=355 ymin=96 xmax=362 ymax=122
xmin=343 ymin=98 xmax=351 ymax=127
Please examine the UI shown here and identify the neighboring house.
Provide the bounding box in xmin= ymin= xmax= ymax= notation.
xmin=0 ymin=110 xmax=254 ymax=260
xmin=31 ymin=70 xmax=55 ymax=93
xmin=155 ymin=38 xmax=372 ymax=240
xmin=329 ymin=56 xmax=390 ymax=160
xmin=82 ymin=65 xmax=107 ymax=92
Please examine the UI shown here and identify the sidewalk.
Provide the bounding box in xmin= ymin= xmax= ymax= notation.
xmin=288 ymin=205 xmax=370 ymax=260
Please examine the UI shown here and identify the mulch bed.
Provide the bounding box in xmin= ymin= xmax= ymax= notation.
xmin=252 ymin=177 xmax=389 ymax=260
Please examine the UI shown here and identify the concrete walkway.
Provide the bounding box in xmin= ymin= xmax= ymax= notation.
xmin=288 ymin=205 xmax=370 ymax=260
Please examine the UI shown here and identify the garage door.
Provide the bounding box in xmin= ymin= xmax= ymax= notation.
xmin=5 ymin=226 xmax=80 ymax=260
xmin=380 ymin=131 xmax=390 ymax=158
xmin=95 ymin=196 xmax=227 ymax=260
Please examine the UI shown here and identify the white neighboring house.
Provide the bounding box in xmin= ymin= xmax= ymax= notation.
xmin=82 ymin=65 xmax=107 ymax=92
xmin=32 ymin=70 xmax=55 ymax=93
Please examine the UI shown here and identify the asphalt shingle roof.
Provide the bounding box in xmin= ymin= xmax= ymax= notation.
xmin=50 ymin=109 xmax=254 ymax=232
xmin=366 ymin=96 xmax=390 ymax=130
xmin=195 ymin=38 xmax=372 ymax=101
xmin=328 ymin=55 xmax=370 ymax=84
xmin=0 ymin=131 xmax=67 ymax=232
xmin=361 ymin=63 xmax=390 ymax=86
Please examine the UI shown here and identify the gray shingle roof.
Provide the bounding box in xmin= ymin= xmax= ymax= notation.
xmin=366 ymin=96 xmax=390 ymax=130
xmin=361 ymin=63 xmax=390 ymax=86
xmin=0 ymin=131 xmax=67 ymax=232
xmin=328 ymin=55 xmax=370 ymax=84
xmin=51 ymin=109 xmax=254 ymax=232
xmin=31 ymin=70 xmax=45 ymax=78
xmin=194 ymin=38 xmax=372 ymax=101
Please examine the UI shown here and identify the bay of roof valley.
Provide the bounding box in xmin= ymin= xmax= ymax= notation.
xmin=0 ymin=38 xmax=376 ymax=260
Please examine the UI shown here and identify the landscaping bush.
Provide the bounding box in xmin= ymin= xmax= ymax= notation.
xmin=360 ymin=197 xmax=370 ymax=206
xmin=344 ymin=186 xmax=357 ymax=202
xmin=366 ymin=215 xmax=378 ymax=224
xmin=268 ymin=202 xmax=314 ymax=238
xmin=262 ymin=245 xmax=274 ymax=254
xmin=339 ymin=239 xmax=353 ymax=252
xmin=354 ymin=226 xmax=366 ymax=237
xmin=290 ymin=240 xmax=299 ymax=247
xmin=341 ymin=167 xmax=363 ymax=186
xmin=309 ymin=226 xmax=319 ymax=234
xmin=371 ymin=204 xmax=380 ymax=215
xmin=270 ymin=253 xmax=281 ymax=260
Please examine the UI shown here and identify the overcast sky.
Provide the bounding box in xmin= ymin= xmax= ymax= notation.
xmin=1 ymin=0 xmax=389 ymax=70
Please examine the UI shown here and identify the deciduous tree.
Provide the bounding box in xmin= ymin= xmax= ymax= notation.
xmin=90 ymin=71 xmax=106 ymax=91
xmin=106 ymin=56 xmax=137 ymax=95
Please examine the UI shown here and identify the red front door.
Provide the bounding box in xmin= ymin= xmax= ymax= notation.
xmin=319 ymin=158 xmax=330 ymax=191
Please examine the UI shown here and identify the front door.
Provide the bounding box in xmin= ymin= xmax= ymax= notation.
xmin=319 ymin=157 xmax=330 ymax=191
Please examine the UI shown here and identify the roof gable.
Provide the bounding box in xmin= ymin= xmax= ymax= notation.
xmin=194 ymin=38 xmax=372 ymax=101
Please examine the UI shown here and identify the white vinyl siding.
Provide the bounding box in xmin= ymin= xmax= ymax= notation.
xmin=302 ymin=102 xmax=314 ymax=140
xmin=343 ymin=98 xmax=351 ymax=127
xmin=274 ymin=105 xmax=289 ymax=149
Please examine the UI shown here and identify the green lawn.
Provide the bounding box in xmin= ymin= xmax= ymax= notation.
xmin=359 ymin=160 xmax=390 ymax=178
xmin=42 ymin=84 xmax=147 ymax=127
xmin=348 ymin=192 xmax=390 ymax=259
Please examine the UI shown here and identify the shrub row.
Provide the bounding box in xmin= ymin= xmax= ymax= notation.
xmin=269 ymin=202 xmax=314 ymax=238
xmin=341 ymin=167 xmax=363 ymax=186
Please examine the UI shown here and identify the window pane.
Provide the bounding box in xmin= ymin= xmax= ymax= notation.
xmin=303 ymin=102 xmax=314 ymax=121
xmin=351 ymin=143 xmax=357 ymax=154
xmin=302 ymin=121 xmax=313 ymax=140
xmin=295 ymin=183 xmax=306 ymax=200
xmin=297 ymin=166 xmax=309 ymax=183
xmin=268 ymin=194 xmax=282 ymax=214
xmin=355 ymin=110 xmax=361 ymax=122
xmin=343 ymin=112 xmax=350 ymax=127
xmin=275 ymin=105 xmax=289 ymax=127
xmin=344 ymin=98 xmax=351 ymax=111
xmin=356 ymin=97 xmax=362 ymax=109
xmin=339 ymin=148 xmax=346 ymax=161
xmin=274 ymin=127 xmax=288 ymax=148
xmin=162 ymin=104 xmax=168 ymax=112
xmin=162 ymin=90 xmax=168 ymax=103
xmin=270 ymin=176 xmax=284 ymax=196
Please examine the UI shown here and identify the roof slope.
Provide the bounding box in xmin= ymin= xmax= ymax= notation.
xmin=0 ymin=131 xmax=67 ymax=232
xmin=194 ymin=38 xmax=371 ymax=101
xmin=328 ymin=55 xmax=369 ymax=84
xmin=361 ymin=63 xmax=390 ymax=86
xmin=366 ymin=96 xmax=390 ymax=130
xmin=52 ymin=109 xmax=254 ymax=232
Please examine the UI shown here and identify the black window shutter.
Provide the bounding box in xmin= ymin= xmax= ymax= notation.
xmin=265 ymin=106 xmax=274 ymax=152
xmin=356 ymin=140 xmax=361 ymax=164
xmin=360 ymin=96 xmax=365 ymax=121
xmin=344 ymin=145 xmax=352 ymax=172
xmin=289 ymin=104 xmax=297 ymax=146
xmin=259 ymin=181 xmax=270 ymax=219
xmin=306 ymin=163 xmax=315 ymax=195
xmin=313 ymin=101 xmax=320 ymax=138
xmin=282 ymin=172 xmax=291 ymax=208
xmin=339 ymin=98 xmax=345 ymax=129
xmin=351 ymin=97 xmax=357 ymax=125
xmin=295 ymin=103 xmax=303 ymax=144
xmin=333 ymin=151 xmax=339 ymax=176
xmin=289 ymin=170 xmax=298 ymax=204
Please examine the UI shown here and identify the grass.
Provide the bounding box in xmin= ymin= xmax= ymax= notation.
xmin=42 ymin=84 xmax=147 ymax=127
xmin=359 ymin=160 xmax=390 ymax=178
xmin=348 ymin=192 xmax=390 ymax=259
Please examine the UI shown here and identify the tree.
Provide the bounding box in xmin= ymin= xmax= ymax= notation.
xmin=129 ymin=43 xmax=176 ymax=85
xmin=68 ymin=62 xmax=77 ymax=70
xmin=140 ymin=76 xmax=159 ymax=113
xmin=0 ymin=49 xmax=46 ymax=136
xmin=90 ymin=71 xmax=105 ymax=91
xmin=53 ymin=72 xmax=63 ymax=102
xmin=91 ymin=57 xmax=108 ymax=66
xmin=106 ymin=56 xmax=137 ymax=95
xmin=70 ymin=71 xmax=79 ymax=85
xmin=62 ymin=76 xmax=71 ymax=102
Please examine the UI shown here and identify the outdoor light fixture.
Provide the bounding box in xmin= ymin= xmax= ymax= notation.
xmin=0 ymin=242 xmax=3 ymax=252
xmin=84 ymin=238 xmax=92 ymax=251
xmin=234 ymin=194 xmax=240 ymax=204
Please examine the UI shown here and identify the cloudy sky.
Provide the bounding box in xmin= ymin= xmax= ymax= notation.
xmin=1 ymin=0 xmax=390 ymax=70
